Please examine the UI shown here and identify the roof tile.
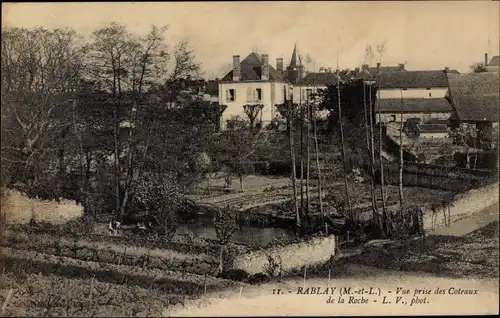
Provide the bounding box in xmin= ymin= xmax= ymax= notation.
xmin=377 ymin=98 xmax=453 ymax=113
xmin=379 ymin=70 xmax=449 ymax=89
xmin=221 ymin=52 xmax=285 ymax=82
xmin=447 ymin=73 xmax=500 ymax=122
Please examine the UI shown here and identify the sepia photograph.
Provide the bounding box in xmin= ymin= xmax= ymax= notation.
xmin=1 ymin=1 xmax=499 ymax=316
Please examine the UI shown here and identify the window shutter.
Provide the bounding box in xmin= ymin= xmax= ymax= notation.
xmin=247 ymin=87 xmax=253 ymax=102
xmin=226 ymin=89 xmax=229 ymax=101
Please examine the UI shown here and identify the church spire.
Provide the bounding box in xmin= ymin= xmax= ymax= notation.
xmin=289 ymin=43 xmax=302 ymax=68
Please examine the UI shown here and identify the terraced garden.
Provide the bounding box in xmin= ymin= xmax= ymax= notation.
xmin=0 ymin=224 xmax=248 ymax=317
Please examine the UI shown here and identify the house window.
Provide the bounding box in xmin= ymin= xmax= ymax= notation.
xmin=256 ymin=88 xmax=262 ymax=101
xmin=391 ymin=114 xmax=397 ymax=122
xmin=226 ymin=89 xmax=235 ymax=102
xmin=429 ymin=92 xmax=432 ymax=97
xmin=246 ymin=88 xmax=263 ymax=102
xmin=306 ymin=89 xmax=313 ymax=100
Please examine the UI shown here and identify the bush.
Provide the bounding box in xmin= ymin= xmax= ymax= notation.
xmin=133 ymin=174 xmax=183 ymax=240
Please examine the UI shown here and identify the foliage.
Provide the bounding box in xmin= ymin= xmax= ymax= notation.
xmin=470 ymin=62 xmax=487 ymax=73
xmin=132 ymin=173 xmax=182 ymax=239
xmin=214 ymin=205 xmax=238 ymax=245
xmin=212 ymin=117 xmax=268 ymax=191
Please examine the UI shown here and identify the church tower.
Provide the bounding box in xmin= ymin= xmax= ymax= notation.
xmin=286 ymin=44 xmax=305 ymax=84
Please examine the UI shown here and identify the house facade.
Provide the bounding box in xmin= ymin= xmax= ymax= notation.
xmin=485 ymin=53 xmax=499 ymax=73
xmin=218 ymin=45 xmax=309 ymax=129
xmin=219 ymin=52 xmax=289 ymax=129
xmin=376 ymin=70 xmax=454 ymax=124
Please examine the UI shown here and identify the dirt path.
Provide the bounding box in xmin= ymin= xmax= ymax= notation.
xmin=427 ymin=201 xmax=499 ymax=236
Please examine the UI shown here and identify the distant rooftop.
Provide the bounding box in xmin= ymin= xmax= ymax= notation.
xmin=296 ymin=72 xmax=338 ymax=86
xmin=220 ymin=52 xmax=284 ymax=82
xmin=447 ymin=72 xmax=500 ymax=122
xmin=377 ymin=98 xmax=453 ymax=113
xmin=488 ymin=55 xmax=499 ymax=67
xmin=379 ymin=70 xmax=449 ymax=89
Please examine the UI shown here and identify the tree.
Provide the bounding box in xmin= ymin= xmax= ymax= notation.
xmin=449 ymin=124 xmax=478 ymax=169
xmin=133 ymin=173 xmax=182 ymax=239
xmin=398 ymin=88 xmax=405 ymax=223
xmin=376 ymin=41 xmax=389 ymax=238
xmin=214 ymin=205 xmax=238 ymax=274
xmin=217 ymin=117 xmax=265 ymax=192
xmin=470 ymin=62 xmax=487 ymax=73
xmin=363 ymin=44 xmax=381 ymax=233
xmin=85 ymin=23 xmax=205 ymax=221
xmin=311 ymin=99 xmax=325 ymax=230
xmin=336 ymin=74 xmax=354 ymax=221
xmin=243 ymin=104 xmax=264 ymax=131
xmin=170 ymin=38 xmax=202 ymax=81
xmin=1 ymin=27 xmax=86 ymax=195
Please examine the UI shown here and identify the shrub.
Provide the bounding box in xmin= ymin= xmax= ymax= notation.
xmin=214 ymin=205 xmax=238 ymax=273
xmin=133 ymin=174 xmax=183 ymax=240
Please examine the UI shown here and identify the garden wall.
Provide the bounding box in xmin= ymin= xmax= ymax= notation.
xmin=1 ymin=188 xmax=83 ymax=225
xmin=231 ymin=235 xmax=336 ymax=276
xmin=421 ymin=182 xmax=499 ymax=232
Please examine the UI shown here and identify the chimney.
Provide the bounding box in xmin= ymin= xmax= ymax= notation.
xmin=354 ymin=67 xmax=360 ymax=75
xmin=276 ymin=57 xmax=284 ymax=73
xmin=261 ymin=54 xmax=269 ymax=81
xmin=362 ymin=64 xmax=369 ymax=71
xmin=232 ymin=55 xmax=241 ymax=81
xmin=485 ymin=53 xmax=488 ymax=66
xmin=398 ymin=63 xmax=405 ymax=70
xmin=376 ymin=62 xmax=381 ymax=73
xmin=444 ymin=67 xmax=449 ymax=73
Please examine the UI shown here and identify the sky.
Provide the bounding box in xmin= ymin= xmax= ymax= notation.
xmin=3 ymin=1 xmax=500 ymax=79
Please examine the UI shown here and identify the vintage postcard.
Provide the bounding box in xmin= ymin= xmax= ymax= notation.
xmin=1 ymin=1 xmax=499 ymax=316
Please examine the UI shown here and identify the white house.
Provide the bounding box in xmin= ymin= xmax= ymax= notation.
xmin=218 ymin=52 xmax=289 ymax=129
xmin=376 ymin=70 xmax=454 ymax=124
xmin=485 ymin=53 xmax=499 ymax=73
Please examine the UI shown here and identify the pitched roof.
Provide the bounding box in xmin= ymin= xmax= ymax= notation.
xmin=289 ymin=44 xmax=302 ymax=68
xmin=377 ymin=98 xmax=453 ymax=113
xmin=379 ymin=70 xmax=449 ymax=89
xmin=296 ymin=72 xmax=339 ymax=86
xmin=220 ymin=52 xmax=285 ymax=82
xmin=417 ymin=124 xmax=448 ymax=133
xmin=488 ymin=55 xmax=500 ymax=67
xmin=205 ymin=80 xmax=219 ymax=96
xmin=367 ymin=66 xmax=404 ymax=74
xmin=447 ymin=72 xmax=500 ymax=122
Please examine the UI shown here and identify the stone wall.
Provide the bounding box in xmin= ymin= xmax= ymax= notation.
xmin=422 ymin=182 xmax=499 ymax=231
xmin=231 ymin=235 xmax=336 ymax=276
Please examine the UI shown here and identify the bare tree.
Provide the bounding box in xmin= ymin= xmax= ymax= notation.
xmin=363 ymin=44 xmax=380 ymax=231
xmin=398 ymin=88 xmax=405 ymax=223
xmin=276 ymin=100 xmax=301 ymax=233
xmin=86 ymin=23 xmax=173 ymax=220
xmin=1 ymin=27 xmax=85 ymax=187
xmin=243 ymin=104 xmax=264 ymax=131
xmin=287 ymin=98 xmax=301 ymax=234
xmin=336 ymin=73 xmax=353 ymax=221
xmin=376 ymin=42 xmax=389 ymax=237
xmin=170 ymin=38 xmax=202 ymax=81
xmin=311 ymin=99 xmax=325 ymax=230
